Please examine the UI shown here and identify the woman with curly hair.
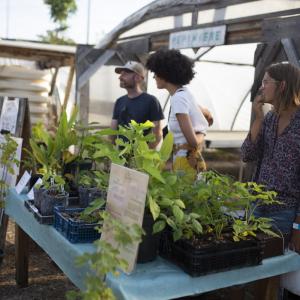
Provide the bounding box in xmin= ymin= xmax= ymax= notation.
xmin=146 ymin=49 xmax=212 ymax=180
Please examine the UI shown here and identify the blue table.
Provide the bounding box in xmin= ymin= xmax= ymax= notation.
xmin=5 ymin=189 xmax=300 ymax=300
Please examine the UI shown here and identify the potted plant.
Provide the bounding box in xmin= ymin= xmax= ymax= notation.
xmin=77 ymin=170 xmax=108 ymax=208
xmin=91 ymin=121 xmax=175 ymax=262
xmin=159 ymin=171 xmax=281 ymax=276
xmin=0 ymin=133 xmax=19 ymax=264
xmin=27 ymin=108 xmax=78 ymax=209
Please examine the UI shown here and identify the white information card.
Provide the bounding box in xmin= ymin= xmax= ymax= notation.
xmin=15 ymin=171 xmax=31 ymax=194
xmin=101 ymin=163 xmax=149 ymax=273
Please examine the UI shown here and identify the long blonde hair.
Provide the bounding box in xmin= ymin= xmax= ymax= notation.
xmin=266 ymin=62 xmax=300 ymax=113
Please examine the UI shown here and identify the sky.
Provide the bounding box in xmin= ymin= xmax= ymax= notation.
xmin=0 ymin=0 xmax=154 ymax=44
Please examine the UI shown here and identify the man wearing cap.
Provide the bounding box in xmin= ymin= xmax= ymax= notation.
xmin=111 ymin=61 xmax=164 ymax=148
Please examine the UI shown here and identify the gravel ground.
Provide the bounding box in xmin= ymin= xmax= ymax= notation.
xmin=0 ymin=220 xmax=78 ymax=300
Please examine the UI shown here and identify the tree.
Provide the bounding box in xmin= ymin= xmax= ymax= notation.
xmin=40 ymin=0 xmax=77 ymax=45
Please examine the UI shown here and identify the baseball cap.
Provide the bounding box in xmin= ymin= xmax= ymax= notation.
xmin=115 ymin=61 xmax=146 ymax=78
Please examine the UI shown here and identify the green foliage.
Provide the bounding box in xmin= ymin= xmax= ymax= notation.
xmin=66 ymin=211 xmax=143 ymax=300
xmin=38 ymin=30 xmax=75 ymax=45
xmin=0 ymin=134 xmax=19 ymax=207
xmin=44 ymin=0 xmax=77 ymax=23
xmin=42 ymin=0 xmax=77 ymax=45
xmin=28 ymin=108 xmax=78 ymax=187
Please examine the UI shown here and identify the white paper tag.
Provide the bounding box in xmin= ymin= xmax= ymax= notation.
xmin=15 ymin=171 xmax=31 ymax=194
xmin=27 ymin=178 xmax=43 ymax=200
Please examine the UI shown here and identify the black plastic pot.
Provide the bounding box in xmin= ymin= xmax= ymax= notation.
xmin=40 ymin=191 xmax=68 ymax=216
xmin=255 ymin=232 xmax=286 ymax=259
xmin=137 ymin=212 xmax=160 ymax=263
xmin=33 ymin=187 xmax=46 ymax=210
xmin=78 ymin=186 xmax=104 ymax=208
xmin=160 ymin=230 xmax=263 ymax=277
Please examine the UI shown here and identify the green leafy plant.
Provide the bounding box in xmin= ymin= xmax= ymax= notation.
xmin=40 ymin=0 xmax=77 ymax=45
xmin=231 ymin=182 xmax=281 ymax=241
xmin=27 ymin=108 xmax=78 ymax=188
xmin=0 ymin=134 xmax=19 ymax=207
xmin=66 ymin=211 xmax=143 ymax=300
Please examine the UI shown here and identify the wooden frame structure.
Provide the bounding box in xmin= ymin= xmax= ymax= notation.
xmin=76 ymin=0 xmax=300 ymax=125
xmin=0 ymin=40 xmax=76 ymax=111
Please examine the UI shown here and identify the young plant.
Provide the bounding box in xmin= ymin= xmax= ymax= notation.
xmin=0 ymin=134 xmax=19 ymax=207
xmin=66 ymin=211 xmax=143 ymax=300
xmin=231 ymin=182 xmax=281 ymax=241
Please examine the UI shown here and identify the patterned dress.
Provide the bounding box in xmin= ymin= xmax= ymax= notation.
xmin=241 ymin=109 xmax=300 ymax=213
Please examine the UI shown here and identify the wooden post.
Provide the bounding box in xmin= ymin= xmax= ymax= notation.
xmin=15 ymin=224 xmax=29 ymax=287
xmin=63 ymin=64 xmax=75 ymax=111
xmin=78 ymin=83 xmax=89 ymax=126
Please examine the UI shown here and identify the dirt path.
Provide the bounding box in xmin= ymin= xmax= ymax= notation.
xmin=0 ymin=220 xmax=78 ymax=300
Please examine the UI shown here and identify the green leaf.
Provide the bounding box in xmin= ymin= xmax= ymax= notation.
xmin=153 ymin=220 xmax=166 ymax=234
xmin=174 ymin=199 xmax=185 ymax=209
xmin=142 ymin=160 xmax=165 ymax=183
xmin=149 ymin=196 xmax=160 ymax=221
xmin=172 ymin=205 xmax=184 ymax=222
xmin=192 ymin=219 xmax=203 ymax=234
xmin=159 ymin=132 xmax=174 ymax=161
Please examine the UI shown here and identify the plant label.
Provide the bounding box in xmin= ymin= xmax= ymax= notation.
xmin=27 ymin=178 xmax=43 ymax=200
xmin=15 ymin=171 xmax=31 ymax=194
xmin=101 ymin=163 xmax=149 ymax=274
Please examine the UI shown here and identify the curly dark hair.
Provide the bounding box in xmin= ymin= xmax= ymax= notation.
xmin=146 ymin=49 xmax=195 ymax=85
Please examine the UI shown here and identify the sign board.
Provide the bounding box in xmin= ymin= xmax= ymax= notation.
xmin=169 ymin=25 xmax=226 ymax=49
xmin=0 ymin=97 xmax=20 ymax=135
xmin=101 ymin=163 xmax=149 ymax=273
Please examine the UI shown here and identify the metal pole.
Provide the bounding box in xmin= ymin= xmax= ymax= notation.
xmin=86 ymin=0 xmax=91 ymax=44
xmin=6 ymin=0 xmax=10 ymax=38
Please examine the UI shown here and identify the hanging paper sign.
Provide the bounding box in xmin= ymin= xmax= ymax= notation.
xmin=0 ymin=97 xmax=20 ymax=135
xmin=169 ymin=25 xmax=226 ymax=49
xmin=101 ymin=163 xmax=149 ymax=273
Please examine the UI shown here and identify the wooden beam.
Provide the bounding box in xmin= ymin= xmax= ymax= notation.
xmin=49 ymin=67 xmax=59 ymax=96
xmin=77 ymin=83 xmax=89 ymax=126
xmin=118 ymin=8 xmax=300 ymax=46
xmin=15 ymin=224 xmax=29 ymax=287
xmin=0 ymin=45 xmax=74 ymax=67
xmin=77 ymin=49 xmax=115 ymax=90
xmin=263 ymin=15 xmax=300 ymax=43
xmin=281 ymin=38 xmax=300 ymax=68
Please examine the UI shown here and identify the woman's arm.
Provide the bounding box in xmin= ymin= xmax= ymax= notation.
xmin=199 ymin=106 xmax=213 ymax=126
xmin=249 ymin=93 xmax=265 ymax=143
xmin=176 ymin=113 xmax=204 ymax=148
xmin=241 ymin=93 xmax=265 ymax=162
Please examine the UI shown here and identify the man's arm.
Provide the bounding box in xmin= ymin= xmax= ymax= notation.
xmin=110 ymin=119 xmax=118 ymax=144
xmin=149 ymin=120 xmax=163 ymax=149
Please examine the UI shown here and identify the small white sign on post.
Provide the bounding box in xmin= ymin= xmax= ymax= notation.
xmin=101 ymin=163 xmax=149 ymax=273
xmin=15 ymin=171 xmax=31 ymax=194
xmin=169 ymin=25 xmax=226 ymax=49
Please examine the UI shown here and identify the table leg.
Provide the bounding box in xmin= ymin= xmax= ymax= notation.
xmin=15 ymin=223 xmax=29 ymax=287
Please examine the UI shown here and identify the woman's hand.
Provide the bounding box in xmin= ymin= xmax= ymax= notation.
xmin=253 ymin=90 xmax=265 ymax=121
